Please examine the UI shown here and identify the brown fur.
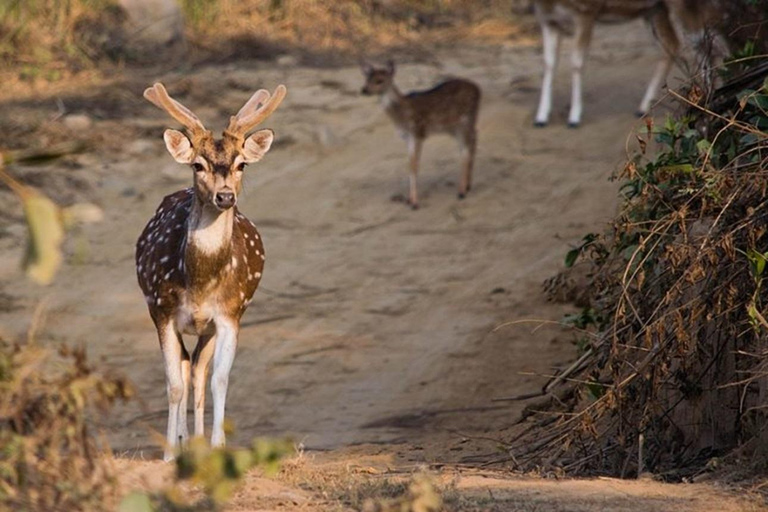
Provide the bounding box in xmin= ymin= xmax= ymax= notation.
xmin=361 ymin=61 xmax=481 ymax=209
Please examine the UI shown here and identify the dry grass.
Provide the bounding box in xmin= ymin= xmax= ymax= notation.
xmin=184 ymin=0 xmax=533 ymax=64
xmin=0 ymin=337 xmax=132 ymax=511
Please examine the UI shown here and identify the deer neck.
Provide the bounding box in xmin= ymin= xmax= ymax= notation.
xmin=381 ymin=83 xmax=403 ymax=113
xmin=185 ymin=199 xmax=234 ymax=287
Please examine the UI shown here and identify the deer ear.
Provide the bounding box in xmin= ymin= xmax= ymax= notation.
xmin=242 ymin=129 xmax=274 ymax=163
xmin=163 ymin=129 xmax=194 ymax=164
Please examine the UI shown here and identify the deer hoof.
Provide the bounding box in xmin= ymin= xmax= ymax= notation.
xmin=635 ymin=110 xmax=647 ymax=119
xmin=410 ymin=203 xmax=420 ymax=211
xmin=567 ymin=121 xmax=580 ymax=129
xmin=458 ymin=192 xmax=466 ymax=200
xmin=533 ymin=120 xmax=548 ymax=128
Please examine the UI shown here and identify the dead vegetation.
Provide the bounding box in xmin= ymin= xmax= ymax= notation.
xmin=0 ymin=337 xmax=132 ymax=511
xmin=512 ymin=53 xmax=768 ymax=480
xmin=0 ymin=0 xmax=533 ymax=77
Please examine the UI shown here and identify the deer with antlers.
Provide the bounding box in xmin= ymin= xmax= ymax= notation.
xmin=532 ymin=0 xmax=725 ymax=127
xmin=136 ymin=82 xmax=286 ymax=461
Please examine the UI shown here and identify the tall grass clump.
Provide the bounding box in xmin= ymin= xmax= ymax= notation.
xmin=0 ymin=0 xmax=123 ymax=73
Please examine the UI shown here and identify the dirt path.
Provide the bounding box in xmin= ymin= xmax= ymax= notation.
xmin=0 ymin=20 xmax=762 ymax=511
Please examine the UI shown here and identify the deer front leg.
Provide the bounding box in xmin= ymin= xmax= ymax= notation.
xmin=407 ymin=136 xmax=423 ymax=210
xmin=210 ymin=319 xmax=239 ymax=447
xmin=458 ymin=130 xmax=476 ymax=199
xmin=534 ymin=22 xmax=561 ymax=127
xmin=568 ymin=15 xmax=594 ymax=128
xmin=191 ymin=332 xmax=215 ymax=438
xmin=158 ymin=322 xmax=186 ymax=462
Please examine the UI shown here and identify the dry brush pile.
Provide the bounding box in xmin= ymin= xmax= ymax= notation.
xmin=511 ymin=55 xmax=768 ymax=479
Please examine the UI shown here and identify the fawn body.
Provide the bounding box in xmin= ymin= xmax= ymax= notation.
xmin=532 ymin=0 xmax=725 ymax=127
xmin=361 ymin=61 xmax=480 ymax=209
xmin=136 ymin=82 xmax=285 ymax=461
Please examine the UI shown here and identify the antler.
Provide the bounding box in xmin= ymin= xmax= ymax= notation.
xmin=225 ymin=84 xmax=287 ymax=141
xmin=144 ymin=83 xmax=207 ymax=136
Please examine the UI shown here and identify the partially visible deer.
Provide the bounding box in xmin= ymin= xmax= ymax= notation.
xmin=361 ymin=60 xmax=481 ymax=209
xmin=532 ymin=0 xmax=726 ymax=127
xmin=136 ymin=82 xmax=286 ymax=461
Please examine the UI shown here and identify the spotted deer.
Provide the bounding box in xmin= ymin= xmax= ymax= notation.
xmin=136 ymin=82 xmax=286 ymax=461
xmin=532 ymin=0 xmax=725 ymax=127
xmin=361 ymin=60 xmax=481 ymax=209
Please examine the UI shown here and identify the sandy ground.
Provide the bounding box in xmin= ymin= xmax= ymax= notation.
xmin=0 ymin=19 xmax=763 ymax=512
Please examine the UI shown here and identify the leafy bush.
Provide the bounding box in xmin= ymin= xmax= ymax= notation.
xmin=515 ymin=58 xmax=768 ymax=478
xmin=0 ymin=339 xmax=132 ymax=511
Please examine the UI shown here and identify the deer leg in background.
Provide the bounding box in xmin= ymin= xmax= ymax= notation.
xmin=192 ymin=332 xmax=215 ymax=438
xmin=638 ymin=6 xmax=679 ymax=116
xmin=568 ymin=14 xmax=594 ymax=127
xmin=534 ymin=21 xmax=561 ymax=126
xmin=407 ymin=136 xmax=423 ymax=209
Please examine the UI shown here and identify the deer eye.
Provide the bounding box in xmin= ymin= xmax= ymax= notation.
xmin=236 ymin=162 xmax=246 ymax=172
xmin=192 ymin=162 xmax=205 ymax=173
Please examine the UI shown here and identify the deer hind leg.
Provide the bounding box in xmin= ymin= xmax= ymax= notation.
xmin=210 ymin=319 xmax=239 ymax=447
xmin=191 ymin=332 xmax=215 ymax=438
xmin=458 ymin=128 xmax=477 ymax=199
xmin=407 ymin=136 xmax=423 ymax=210
xmin=534 ymin=20 xmax=561 ymax=127
xmin=638 ymin=7 xmax=680 ymax=116
xmin=159 ymin=322 xmax=186 ymax=462
xmin=567 ymin=14 xmax=594 ymax=128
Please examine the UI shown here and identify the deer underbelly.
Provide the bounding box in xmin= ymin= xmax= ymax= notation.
xmin=176 ymin=302 xmax=216 ymax=337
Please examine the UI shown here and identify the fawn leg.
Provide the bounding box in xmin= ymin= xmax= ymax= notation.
xmin=458 ymin=129 xmax=477 ymax=198
xmin=407 ymin=136 xmax=423 ymax=209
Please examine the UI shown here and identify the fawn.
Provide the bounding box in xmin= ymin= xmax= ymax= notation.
xmin=361 ymin=60 xmax=481 ymax=209
xmin=136 ymin=82 xmax=286 ymax=461
xmin=532 ymin=0 xmax=726 ymax=127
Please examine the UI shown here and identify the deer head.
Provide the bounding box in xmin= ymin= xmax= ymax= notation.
xmin=144 ymin=83 xmax=287 ymax=211
xmin=360 ymin=60 xmax=396 ymax=96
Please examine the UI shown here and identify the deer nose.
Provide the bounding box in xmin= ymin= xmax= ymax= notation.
xmin=215 ymin=191 xmax=236 ymax=209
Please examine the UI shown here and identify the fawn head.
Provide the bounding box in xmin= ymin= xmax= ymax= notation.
xmin=360 ymin=60 xmax=395 ymax=96
xmin=144 ymin=83 xmax=287 ymax=211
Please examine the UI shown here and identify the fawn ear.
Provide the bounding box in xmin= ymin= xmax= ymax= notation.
xmin=242 ymin=129 xmax=274 ymax=163
xmin=386 ymin=59 xmax=395 ymax=75
xmin=163 ymin=129 xmax=195 ymax=164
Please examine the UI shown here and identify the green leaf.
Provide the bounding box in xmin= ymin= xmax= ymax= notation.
xmin=565 ymin=248 xmax=579 ymax=268
xmin=118 ymin=492 xmax=155 ymax=512
xmin=23 ymin=192 xmax=65 ymax=285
